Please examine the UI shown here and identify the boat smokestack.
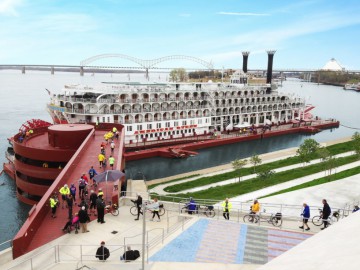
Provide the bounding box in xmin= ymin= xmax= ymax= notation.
xmin=266 ymin=50 xmax=276 ymax=92
xmin=242 ymin=51 xmax=250 ymax=73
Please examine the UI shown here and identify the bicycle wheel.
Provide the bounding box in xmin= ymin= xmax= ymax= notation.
xmin=111 ymin=208 xmax=119 ymax=216
xmin=205 ymin=209 xmax=215 ymax=218
xmin=271 ymin=216 xmax=282 ymax=227
xmin=159 ymin=207 xmax=165 ymax=216
xmin=243 ymin=214 xmax=257 ymax=223
xmin=312 ymin=215 xmax=323 ymax=226
xmin=130 ymin=206 xmax=138 ymax=216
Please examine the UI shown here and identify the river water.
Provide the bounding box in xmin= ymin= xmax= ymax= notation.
xmin=0 ymin=70 xmax=358 ymax=248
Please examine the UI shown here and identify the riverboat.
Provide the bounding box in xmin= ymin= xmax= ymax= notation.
xmin=47 ymin=73 xmax=311 ymax=147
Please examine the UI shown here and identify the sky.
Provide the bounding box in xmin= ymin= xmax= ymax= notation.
xmin=1 ymin=0 xmax=360 ymax=70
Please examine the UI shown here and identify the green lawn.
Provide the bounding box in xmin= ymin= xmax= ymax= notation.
xmin=171 ymin=154 xmax=359 ymax=201
xmin=260 ymin=166 xmax=360 ymax=198
xmin=164 ymin=141 xmax=355 ymax=193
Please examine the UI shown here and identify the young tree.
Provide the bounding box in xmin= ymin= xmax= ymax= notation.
xmin=257 ymin=168 xmax=275 ymax=181
xmin=352 ymin=132 xmax=360 ymax=159
xmin=325 ymin=155 xmax=337 ymax=179
xmin=232 ymin=159 xmax=248 ymax=182
xmin=317 ymin=147 xmax=330 ymax=176
xmin=250 ymin=155 xmax=262 ymax=173
xmin=296 ymin=139 xmax=320 ymax=165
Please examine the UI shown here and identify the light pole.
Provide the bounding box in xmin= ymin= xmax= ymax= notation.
xmin=141 ymin=201 xmax=146 ymax=270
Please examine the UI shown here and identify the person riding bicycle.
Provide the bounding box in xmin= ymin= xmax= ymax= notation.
xmin=186 ymin=197 xmax=197 ymax=215
xmin=250 ymin=199 xmax=260 ymax=222
xmin=131 ymin=194 xmax=143 ymax=221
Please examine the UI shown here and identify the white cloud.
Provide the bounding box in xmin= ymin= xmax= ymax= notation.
xmin=218 ymin=12 xmax=270 ymax=16
xmin=0 ymin=0 xmax=23 ymax=16
xmin=179 ymin=13 xmax=191 ymax=17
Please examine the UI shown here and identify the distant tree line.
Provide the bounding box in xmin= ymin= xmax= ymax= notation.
xmin=306 ymin=71 xmax=360 ymax=85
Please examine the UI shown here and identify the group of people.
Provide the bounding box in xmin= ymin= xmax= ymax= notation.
xmin=131 ymin=194 xmax=161 ymax=222
xmin=95 ymin=242 xmax=140 ymax=262
xmin=300 ymin=199 xmax=332 ymax=231
xmin=100 ymin=127 xmax=119 ymax=168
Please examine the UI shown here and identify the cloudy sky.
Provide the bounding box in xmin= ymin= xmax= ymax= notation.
xmin=1 ymin=0 xmax=360 ymax=70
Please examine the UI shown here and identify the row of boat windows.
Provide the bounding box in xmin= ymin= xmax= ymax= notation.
xmin=16 ymin=171 xmax=53 ymax=186
xmin=125 ymin=119 xmax=210 ymax=132
xmin=15 ymin=154 xmax=67 ymax=169
xmin=59 ymin=90 xmax=272 ymax=101
xmin=134 ymin=129 xmax=197 ymax=139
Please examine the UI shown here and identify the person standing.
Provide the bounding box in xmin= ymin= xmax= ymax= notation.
xmin=321 ymin=199 xmax=331 ymax=230
xmin=78 ymin=175 xmax=88 ymax=200
xmin=110 ymin=141 xmax=115 ymax=154
xmin=98 ymin=153 xmax=105 ymax=168
xmin=96 ymin=194 xmax=106 ymax=223
xmin=131 ymin=194 xmax=143 ymax=221
xmin=66 ymin=194 xmax=74 ymax=220
xmin=221 ymin=198 xmax=232 ymax=220
xmin=70 ymin=183 xmax=77 ymax=203
xmin=78 ymin=206 xmax=90 ymax=233
xmin=95 ymin=241 xmax=110 ymax=261
xmin=108 ymin=155 xmax=115 ymax=170
xmin=59 ymin=184 xmax=70 ymax=209
xmin=299 ymin=203 xmax=311 ymax=231
xmin=88 ymin=166 xmax=98 ymax=185
xmin=148 ymin=198 xmax=160 ymax=222
xmin=49 ymin=193 xmax=58 ymax=218
xmin=89 ymin=190 xmax=98 ymax=216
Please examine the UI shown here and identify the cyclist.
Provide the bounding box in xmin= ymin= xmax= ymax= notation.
xmin=321 ymin=199 xmax=331 ymax=230
xmin=186 ymin=197 xmax=197 ymax=215
xmin=250 ymin=199 xmax=260 ymax=222
xmin=131 ymin=194 xmax=143 ymax=221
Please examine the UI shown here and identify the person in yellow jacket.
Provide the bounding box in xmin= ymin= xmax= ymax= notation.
xmin=221 ymin=198 xmax=232 ymax=220
xmin=59 ymin=184 xmax=70 ymax=209
xmin=250 ymin=199 xmax=260 ymax=222
xmin=98 ymin=153 xmax=106 ymax=168
xmin=49 ymin=193 xmax=58 ymax=218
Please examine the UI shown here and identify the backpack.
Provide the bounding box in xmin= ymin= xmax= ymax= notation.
xmin=79 ymin=178 xmax=86 ymax=187
xmin=275 ymin=212 xmax=282 ymax=221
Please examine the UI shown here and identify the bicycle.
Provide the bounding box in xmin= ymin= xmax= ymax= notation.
xmin=243 ymin=211 xmax=282 ymax=227
xmin=180 ymin=204 xmax=216 ymax=217
xmin=106 ymin=201 xmax=119 ymax=216
xmin=312 ymin=208 xmax=339 ymax=226
xmin=130 ymin=201 xmax=165 ymax=216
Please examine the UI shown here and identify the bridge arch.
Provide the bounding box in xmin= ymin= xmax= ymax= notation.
xmin=80 ymin=54 xmax=214 ymax=69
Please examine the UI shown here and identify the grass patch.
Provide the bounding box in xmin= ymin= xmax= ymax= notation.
xmin=260 ymin=166 xmax=360 ymax=198
xmin=163 ymin=140 xmax=355 ymax=193
xmin=172 ymin=155 xmax=359 ymax=201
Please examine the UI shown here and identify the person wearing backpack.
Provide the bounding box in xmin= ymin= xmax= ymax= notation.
xmin=120 ymin=246 xmax=140 ymax=261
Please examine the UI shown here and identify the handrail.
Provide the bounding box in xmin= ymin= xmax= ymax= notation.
xmin=0 ymin=239 xmax=12 ymax=251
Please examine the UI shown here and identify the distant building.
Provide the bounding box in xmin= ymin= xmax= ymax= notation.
xmin=321 ymin=58 xmax=345 ymax=71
